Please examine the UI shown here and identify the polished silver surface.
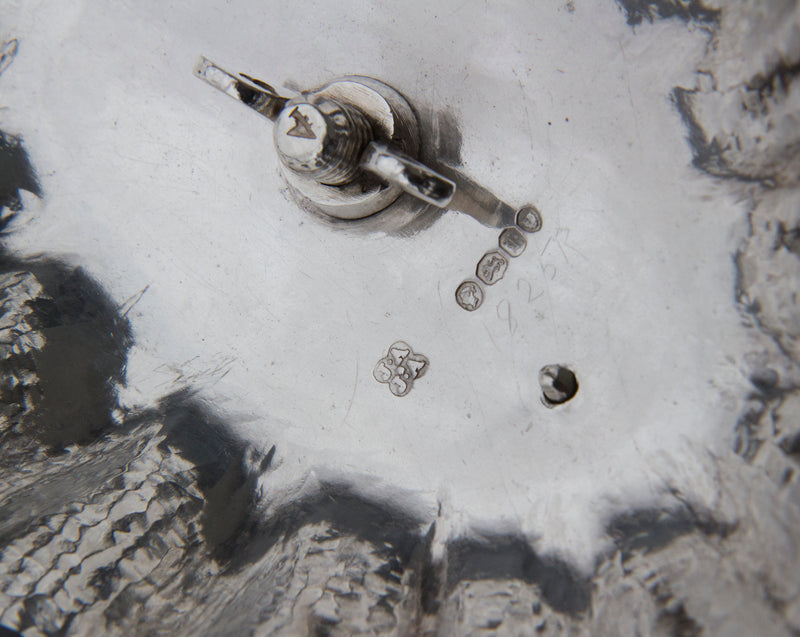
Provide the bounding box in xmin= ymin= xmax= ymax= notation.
xmin=1 ymin=1 xmax=800 ymax=635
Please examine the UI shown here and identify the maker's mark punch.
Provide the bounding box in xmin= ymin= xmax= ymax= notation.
xmin=373 ymin=341 xmax=429 ymax=397
xmin=285 ymin=107 xmax=317 ymax=139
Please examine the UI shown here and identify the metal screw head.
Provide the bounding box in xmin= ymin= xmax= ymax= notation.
xmin=272 ymin=76 xmax=423 ymax=219
xmin=273 ymin=96 xmax=370 ymax=186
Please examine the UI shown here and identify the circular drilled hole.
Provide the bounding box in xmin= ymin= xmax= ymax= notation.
xmin=539 ymin=364 xmax=578 ymax=407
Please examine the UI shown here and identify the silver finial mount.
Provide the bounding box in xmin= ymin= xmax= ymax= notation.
xmin=195 ymin=57 xmax=455 ymax=219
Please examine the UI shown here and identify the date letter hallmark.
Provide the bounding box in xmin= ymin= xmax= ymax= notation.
xmin=373 ymin=341 xmax=429 ymax=397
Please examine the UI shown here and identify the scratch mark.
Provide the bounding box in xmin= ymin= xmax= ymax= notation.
xmin=538 ymin=260 xmax=562 ymax=350
xmin=118 ymin=285 xmax=150 ymax=318
xmin=619 ymin=41 xmax=642 ymax=148
xmin=557 ymin=227 xmax=589 ymax=261
xmin=341 ymin=360 xmax=359 ymax=427
xmin=0 ymin=39 xmax=18 ymax=77
xmin=483 ymin=320 xmax=501 ymax=352
xmin=556 ymin=233 xmax=569 ymax=263
xmin=512 ymin=68 xmax=536 ymax=159
xmin=540 ymin=235 xmax=553 ymax=257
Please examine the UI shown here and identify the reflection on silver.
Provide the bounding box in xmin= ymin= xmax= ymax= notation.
xmin=194 ymin=57 xmax=288 ymax=121
xmin=360 ymin=142 xmax=455 ymax=208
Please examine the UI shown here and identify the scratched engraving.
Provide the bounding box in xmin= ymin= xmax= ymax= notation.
xmin=0 ymin=39 xmax=18 ymax=77
xmin=455 ymin=280 xmax=485 ymax=311
xmin=496 ymin=299 xmax=518 ymax=336
xmin=516 ymin=205 xmax=543 ymax=233
xmin=476 ymin=251 xmax=509 ymax=286
xmin=498 ymin=227 xmax=527 ymax=257
xmin=286 ymin=106 xmax=317 ymax=139
xmin=373 ymin=341 xmax=429 ymax=397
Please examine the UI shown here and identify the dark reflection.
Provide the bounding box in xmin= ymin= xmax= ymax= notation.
xmin=616 ymin=0 xmax=719 ymax=26
xmin=0 ymin=129 xmax=132 ymax=450
xmin=436 ymin=166 xmax=517 ymax=229
xmin=0 ymin=131 xmax=41 ymax=218
xmin=158 ymin=390 xmax=252 ymax=490
xmin=606 ymin=506 xmax=734 ymax=562
xmin=13 ymin=262 xmax=132 ymax=448
xmin=228 ymin=482 xmax=428 ymax=570
xmin=157 ymin=390 xmax=276 ymax=557
xmin=444 ymin=534 xmax=591 ymax=617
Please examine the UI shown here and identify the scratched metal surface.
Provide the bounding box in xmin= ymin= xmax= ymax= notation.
xmin=0 ymin=0 xmax=799 ymax=635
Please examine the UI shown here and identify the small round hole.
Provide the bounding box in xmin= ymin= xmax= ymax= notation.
xmin=539 ymin=364 xmax=578 ymax=407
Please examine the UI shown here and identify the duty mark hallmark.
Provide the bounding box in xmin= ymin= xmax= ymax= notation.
xmin=456 ymin=280 xmax=484 ymax=311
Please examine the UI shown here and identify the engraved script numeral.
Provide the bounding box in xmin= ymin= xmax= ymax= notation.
xmin=517 ymin=278 xmax=543 ymax=304
xmin=496 ymin=299 xmax=518 ymax=336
